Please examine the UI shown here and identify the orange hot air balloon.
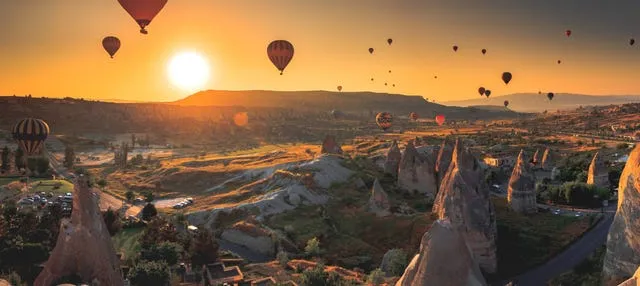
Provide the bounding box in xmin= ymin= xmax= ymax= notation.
xmin=453 ymin=45 xmax=458 ymax=52
xmin=376 ymin=112 xmax=393 ymax=131
xmin=233 ymin=112 xmax=249 ymax=127
xmin=409 ymin=112 xmax=419 ymax=121
xmin=435 ymin=115 xmax=445 ymax=126
xmin=369 ymin=48 xmax=374 ymax=54
xmin=337 ymin=85 xmax=343 ymax=92
xmin=118 ymin=0 xmax=168 ymax=34
xmin=565 ymin=30 xmax=572 ymax=37
xmin=478 ymin=87 xmax=486 ymax=96
xmin=102 ymin=36 xmax=121 ymax=58
xmin=267 ymin=40 xmax=294 ymax=75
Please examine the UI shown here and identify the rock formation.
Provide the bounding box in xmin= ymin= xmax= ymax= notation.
xmin=587 ymin=152 xmax=610 ymax=189
xmin=395 ymin=219 xmax=487 ymax=286
xmin=603 ymin=146 xmax=640 ymax=285
xmin=383 ymin=140 xmax=402 ymax=177
xmin=435 ymin=139 xmax=454 ymax=187
xmin=507 ymin=150 xmax=537 ymax=214
xmin=432 ymin=139 xmax=498 ymax=274
xmin=34 ymin=176 xmax=124 ymax=286
xmin=617 ymin=266 xmax=640 ymax=286
xmin=368 ymin=179 xmax=391 ymax=217
xmin=540 ymin=148 xmax=553 ymax=170
xmin=397 ymin=140 xmax=438 ymax=197
xmin=320 ymin=135 xmax=343 ymax=155
xmin=532 ymin=149 xmax=541 ymax=166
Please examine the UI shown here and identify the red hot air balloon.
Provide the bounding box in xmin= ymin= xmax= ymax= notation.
xmin=484 ymin=90 xmax=492 ymax=97
xmin=504 ymin=100 xmax=509 ymax=107
xmin=118 ymin=0 xmax=168 ymax=34
xmin=501 ymin=72 xmax=512 ymax=85
xmin=387 ymin=38 xmax=393 ymax=45
xmin=369 ymin=48 xmax=374 ymax=54
xmin=267 ymin=40 xmax=294 ymax=75
xmin=435 ymin=115 xmax=445 ymax=126
xmin=337 ymin=85 xmax=342 ymax=92
xmin=453 ymin=45 xmax=458 ymax=52
xmin=478 ymin=87 xmax=486 ymax=96
xmin=102 ymin=36 xmax=121 ymax=59
xmin=481 ymin=49 xmax=487 ymax=55
xmin=565 ymin=30 xmax=572 ymax=37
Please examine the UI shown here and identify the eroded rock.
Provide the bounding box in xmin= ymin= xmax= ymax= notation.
xmin=507 ymin=150 xmax=537 ymax=214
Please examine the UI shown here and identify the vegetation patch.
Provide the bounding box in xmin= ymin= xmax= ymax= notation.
xmin=549 ymin=246 xmax=606 ymax=286
xmin=112 ymin=227 xmax=144 ymax=264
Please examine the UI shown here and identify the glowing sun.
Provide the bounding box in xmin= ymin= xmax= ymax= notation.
xmin=167 ymin=51 xmax=210 ymax=92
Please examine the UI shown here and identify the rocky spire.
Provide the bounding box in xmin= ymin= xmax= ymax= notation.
xmin=603 ymin=146 xmax=640 ymax=285
xmin=368 ymin=179 xmax=391 ymax=217
xmin=397 ymin=140 xmax=438 ymax=197
xmin=320 ymin=135 xmax=343 ymax=155
xmin=435 ymin=139 xmax=454 ymax=187
xmin=540 ymin=148 xmax=553 ymax=171
xmin=507 ymin=150 xmax=537 ymax=214
xmin=587 ymin=152 xmax=609 ymax=189
xmin=432 ymin=139 xmax=498 ymax=274
xmin=395 ymin=219 xmax=487 ymax=286
xmin=34 ymin=176 xmax=124 ymax=286
xmin=383 ymin=140 xmax=402 ymax=178
xmin=532 ymin=149 xmax=541 ymax=166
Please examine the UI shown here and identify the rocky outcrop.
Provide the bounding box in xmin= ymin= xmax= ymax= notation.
xmin=368 ymin=179 xmax=391 ymax=217
xmin=220 ymin=228 xmax=275 ymax=256
xmin=618 ymin=266 xmax=640 ymax=286
xmin=395 ymin=219 xmax=487 ymax=286
xmin=384 ymin=140 xmax=402 ymax=177
xmin=397 ymin=140 xmax=438 ymax=197
xmin=603 ymin=146 xmax=640 ymax=285
xmin=532 ymin=149 xmax=541 ymax=166
xmin=34 ymin=176 xmax=124 ymax=286
xmin=432 ymin=139 xmax=498 ymax=274
xmin=540 ymin=148 xmax=553 ymax=170
xmin=507 ymin=150 xmax=537 ymax=214
xmin=320 ymin=135 xmax=343 ymax=155
xmin=588 ymin=152 xmax=610 ymax=189
xmin=435 ymin=140 xmax=454 ymax=187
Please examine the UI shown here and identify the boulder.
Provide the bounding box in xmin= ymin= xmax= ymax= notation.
xmin=368 ymin=179 xmax=391 ymax=217
xmin=432 ymin=139 xmax=498 ymax=274
xmin=384 ymin=140 xmax=402 ymax=177
xmin=507 ymin=150 xmax=537 ymax=214
xmin=588 ymin=152 xmax=610 ymax=189
xmin=397 ymin=140 xmax=438 ymax=197
xmin=617 ymin=266 xmax=640 ymax=286
xmin=34 ymin=176 xmax=124 ymax=286
xmin=603 ymin=146 xmax=640 ymax=285
xmin=435 ymin=140 xmax=454 ymax=187
xmin=540 ymin=148 xmax=553 ymax=170
xmin=395 ymin=219 xmax=487 ymax=286
xmin=320 ymin=135 xmax=343 ymax=155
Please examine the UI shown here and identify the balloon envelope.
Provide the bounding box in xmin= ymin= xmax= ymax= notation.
xmin=267 ymin=40 xmax=294 ymax=75
xmin=478 ymin=87 xmax=486 ymax=96
xmin=12 ymin=118 xmax=50 ymax=156
xmin=102 ymin=36 xmax=121 ymax=58
xmin=376 ymin=112 xmax=393 ymax=130
xmin=369 ymin=48 xmax=374 ymax=54
xmin=504 ymin=100 xmax=509 ymax=107
xmin=118 ymin=0 xmax=168 ymax=34
xmin=337 ymin=86 xmax=342 ymax=92
xmin=481 ymin=49 xmax=487 ymax=55
xmin=409 ymin=112 xmax=419 ymax=121
xmin=565 ymin=30 xmax=572 ymax=37
xmin=387 ymin=38 xmax=393 ymax=45
xmin=233 ymin=112 xmax=249 ymax=127
xmin=547 ymin=92 xmax=555 ymax=100
xmin=630 ymin=38 xmax=635 ymax=46
xmin=484 ymin=90 xmax=492 ymax=97
xmin=501 ymin=72 xmax=512 ymax=85
xmin=435 ymin=115 xmax=445 ymax=126
xmin=453 ymin=45 xmax=458 ymax=52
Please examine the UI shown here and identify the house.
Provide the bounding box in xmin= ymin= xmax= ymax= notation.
xmin=202 ymin=263 xmax=244 ymax=286
xmin=483 ymin=155 xmax=515 ymax=168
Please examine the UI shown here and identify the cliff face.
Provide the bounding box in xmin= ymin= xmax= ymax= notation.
xmin=507 ymin=150 xmax=537 ymax=214
xmin=34 ymin=176 xmax=124 ymax=286
xmin=432 ymin=139 xmax=498 ymax=274
xmin=603 ymin=146 xmax=640 ymax=285
xmin=395 ymin=219 xmax=487 ymax=286
xmin=384 ymin=140 xmax=402 ymax=177
xmin=617 ymin=267 xmax=640 ymax=286
xmin=435 ymin=140 xmax=454 ymax=187
xmin=397 ymin=140 xmax=438 ymax=197
xmin=368 ymin=178 xmax=391 ymax=217
xmin=540 ymin=148 xmax=553 ymax=171
xmin=587 ymin=152 xmax=609 ymax=189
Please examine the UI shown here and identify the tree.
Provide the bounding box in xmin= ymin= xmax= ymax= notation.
xmin=300 ymin=264 xmax=329 ymax=286
xmin=125 ymin=191 xmax=135 ymax=202
xmin=96 ymin=179 xmax=107 ymax=190
xmin=131 ymin=134 xmax=136 ymax=149
xmin=190 ymin=228 xmax=219 ymax=268
xmin=140 ymin=242 xmax=182 ymax=266
xmin=367 ymin=269 xmax=384 ymax=286
xmin=141 ymin=203 xmax=158 ymax=221
xmin=1 ymin=146 xmax=9 ymax=172
xmin=380 ymin=248 xmax=408 ymax=276
xmin=102 ymin=208 xmax=122 ymax=236
xmin=63 ymin=146 xmax=75 ymax=169
xmin=128 ymin=260 xmax=170 ymax=286
xmin=36 ymin=157 xmax=50 ymax=175
xmin=139 ymin=216 xmax=178 ymax=249
xmin=277 ymin=251 xmax=289 ymax=267
xmin=144 ymin=191 xmax=154 ymax=203
xmin=304 ymin=237 xmax=321 ymax=257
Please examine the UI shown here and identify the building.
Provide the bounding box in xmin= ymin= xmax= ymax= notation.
xmin=202 ymin=263 xmax=244 ymax=286
xmin=483 ymin=155 xmax=516 ymax=168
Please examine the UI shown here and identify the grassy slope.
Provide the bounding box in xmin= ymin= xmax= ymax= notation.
xmin=112 ymin=227 xmax=144 ymax=263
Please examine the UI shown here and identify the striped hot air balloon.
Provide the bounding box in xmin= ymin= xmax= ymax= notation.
xmin=375 ymin=112 xmax=393 ymax=131
xmin=409 ymin=112 xmax=419 ymax=121
xmin=12 ymin=118 xmax=50 ymax=156
xmin=267 ymin=40 xmax=294 ymax=75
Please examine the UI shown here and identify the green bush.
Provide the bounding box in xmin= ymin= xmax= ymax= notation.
xmin=128 ymin=260 xmax=170 ymax=286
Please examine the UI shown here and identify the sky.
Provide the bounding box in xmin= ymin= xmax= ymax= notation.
xmin=2 ymin=0 xmax=640 ymax=102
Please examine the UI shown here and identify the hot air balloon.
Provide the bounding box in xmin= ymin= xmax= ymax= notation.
xmin=371 ymin=78 xmax=374 ymax=81
xmin=502 ymin=72 xmax=512 ymax=85
xmin=478 ymin=87 xmax=486 ymax=96
xmin=484 ymin=90 xmax=492 ymax=97
xmin=102 ymin=36 xmax=121 ymax=58
xmin=376 ymin=112 xmax=393 ymax=131
xmin=538 ymin=91 xmax=542 ymax=95
xmin=267 ymin=40 xmax=294 ymax=75
xmin=233 ymin=112 xmax=249 ymax=127
xmin=388 ymin=70 xmax=391 ymax=73
xmin=435 ymin=115 xmax=446 ymax=126
xmin=453 ymin=45 xmax=458 ymax=52
xmin=630 ymin=38 xmax=636 ymax=46
xmin=434 ymin=76 xmax=438 ymax=79
xmin=385 ymin=83 xmax=388 ymax=86
xmin=481 ymin=49 xmax=487 ymax=55
xmin=337 ymin=85 xmax=342 ymax=92
xmin=409 ymin=112 xmax=419 ymax=121
xmin=387 ymin=38 xmax=393 ymax=45
xmin=369 ymin=48 xmax=374 ymax=54
xmin=12 ymin=118 xmax=50 ymax=156
xmin=118 ymin=0 xmax=168 ymax=34
xmin=565 ymin=30 xmax=572 ymax=37
xmin=392 ymin=84 xmax=395 ymax=87
xmin=547 ymin=92 xmax=554 ymax=100
xmin=504 ymin=100 xmax=509 ymax=107
xmin=557 ymin=60 xmax=562 ymax=64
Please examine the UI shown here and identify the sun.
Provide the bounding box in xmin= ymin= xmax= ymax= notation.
xmin=167 ymin=51 xmax=210 ymax=92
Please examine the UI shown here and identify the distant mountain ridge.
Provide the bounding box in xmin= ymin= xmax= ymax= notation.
xmin=172 ymin=90 xmax=519 ymax=120
xmin=444 ymin=93 xmax=640 ymax=113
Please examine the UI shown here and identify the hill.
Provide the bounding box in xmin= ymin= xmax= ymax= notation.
xmin=444 ymin=93 xmax=640 ymax=113
xmin=171 ymin=90 xmax=519 ymax=119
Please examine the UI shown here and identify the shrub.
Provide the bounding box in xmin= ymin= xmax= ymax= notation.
xmin=128 ymin=260 xmax=170 ymax=286
xmin=367 ymin=268 xmax=385 ymax=286
xmin=381 ymin=248 xmax=409 ymax=276
xmin=277 ymin=251 xmax=289 ymax=266
xmin=304 ymin=237 xmax=321 ymax=257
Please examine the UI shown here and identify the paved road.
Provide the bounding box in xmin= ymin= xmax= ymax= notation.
xmin=503 ymin=214 xmax=615 ymax=286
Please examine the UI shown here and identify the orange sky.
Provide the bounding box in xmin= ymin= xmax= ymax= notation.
xmin=2 ymin=1 xmax=640 ymax=102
